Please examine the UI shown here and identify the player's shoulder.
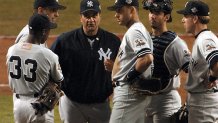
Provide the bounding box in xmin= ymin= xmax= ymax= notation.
xmin=200 ymin=30 xmax=218 ymax=40
xmin=42 ymin=47 xmax=57 ymax=55
xmin=19 ymin=25 xmax=29 ymax=34
xmin=15 ymin=25 xmax=29 ymax=43
xmin=128 ymin=22 xmax=148 ymax=34
xmin=7 ymin=44 xmax=17 ymax=53
xmin=38 ymin=47 xmax=58 ymax=59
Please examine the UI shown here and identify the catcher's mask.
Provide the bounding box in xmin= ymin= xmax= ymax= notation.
xmin=143 ymin=0 xmax=173 ymax=22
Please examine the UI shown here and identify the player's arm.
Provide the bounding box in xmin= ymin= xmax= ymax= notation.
xmin=208 ymin=61 xmax=218 ymax=82
xmin=135 ymin=54 xmax=153 ymax=73
xmin=126 ymin=53 xmax=153 ymax=83
xmin=126 ymin=28 xmax=153 ymax=83
xmin=207 ymin=62 xmax=218 ymax=89
xmin=204 ymin=39 xmax=218 ymax=88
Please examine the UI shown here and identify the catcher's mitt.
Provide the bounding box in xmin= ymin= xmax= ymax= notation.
xmin=170 ymin=103 xmax=188 ymax=123
xmin=129 ymin=77 xmax=165 ymax=95
xmin=31 ymin=82 xmax=64 ymax=115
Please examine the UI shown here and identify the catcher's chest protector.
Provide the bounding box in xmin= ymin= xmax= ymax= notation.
xmin=152 ymin=31 xmax=176 ymax=81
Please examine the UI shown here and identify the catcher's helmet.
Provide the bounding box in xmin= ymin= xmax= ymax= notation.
xmin=143 ymin=0 xmax=173 ymax=22
xmin=143 ymin=0 xmax=173 ymax=13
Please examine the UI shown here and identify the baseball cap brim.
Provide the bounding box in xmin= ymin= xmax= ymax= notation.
xmin=47 ymin=4 xmax=66 ymax=10
xmin=81 ymin=9 xmax=100 ymax=14
xmin=177 ymin=9 xmax=189 ymax=15
xmin=107 ymin=5 xmax=123 ymax=11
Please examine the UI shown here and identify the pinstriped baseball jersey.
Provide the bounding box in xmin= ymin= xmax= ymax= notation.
xmin=186 ymin=30 xmax=218 ymax=92
xmin=112 ymin=22 xmax=153 ymax=82
xmin=15 ymin=25 xmax=47 ymax=47
xmin=6 ymin=43 xmax=63 ymax=94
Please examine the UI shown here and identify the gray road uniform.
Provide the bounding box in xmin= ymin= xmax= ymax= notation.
xmin=15 ymin=25 xmax=47 ymax=47
xmin=144 ymin=31 xmax=190 ymax=123
xmin=6 ymin=42 xmax=63 ymax=123
xmin=186 ymin=30 xmax=218 ymax=123
xmin=110 ymin=22 xmax=153 ymax=123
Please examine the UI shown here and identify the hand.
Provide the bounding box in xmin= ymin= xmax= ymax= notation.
xmin=206 ymin=75 xmax=218 ymax=89
xmin=126 ymin=67 xmax=141 ymax=84
xmin=104 ymin=59 xmax=114 ymax=72
xmin=206 ymin=81 xmax=217 ymax=89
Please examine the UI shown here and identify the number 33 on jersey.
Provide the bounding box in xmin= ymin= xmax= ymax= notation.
xmin=6 ymin=43 xmax=63 ymax=94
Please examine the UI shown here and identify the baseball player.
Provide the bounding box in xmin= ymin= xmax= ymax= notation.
xmin=50 ymin=0 xmax=121 ymax=123
xmin=177 ymin=0 xmax=218 ymax=123
xmin=6 ymin=14 xmax=64 ymax=123
xmin=107 ymin=0 xmax=153 ymax=123
xmin=15 ymin=0 xmax=66 ymax=47
xmin=142 ymin=0 xmax=191 ymax=123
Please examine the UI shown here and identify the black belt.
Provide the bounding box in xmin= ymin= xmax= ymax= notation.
xmin=15 ymin=93 xmax=39 ymax=99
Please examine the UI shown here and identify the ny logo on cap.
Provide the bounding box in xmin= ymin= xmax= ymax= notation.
xmin=126 ymin=0 xmax=132 ymax=4
xmin=191 ymin=7 xmax=198 ymax=13
xmin=87 ymin=1 xmax=94 ymax=7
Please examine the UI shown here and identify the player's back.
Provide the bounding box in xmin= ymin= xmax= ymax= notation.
xmin=6 ymin=43 xmax=55 ymax=95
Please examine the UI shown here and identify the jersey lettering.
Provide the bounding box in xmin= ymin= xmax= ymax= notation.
xmin=98 ymin=48 xmax=112 ymax=60
xmin=9 ymin=56 xmax=37 ymax=82
xmin=9 ymin=56 xmax=21 ymax=79
xmin=24 ymin=59 xmax=37 ymax=82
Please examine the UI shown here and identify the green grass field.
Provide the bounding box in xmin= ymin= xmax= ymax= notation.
xmin=0 ymin=0 xmax=217 ymax=36
xmin=0 ymin=95 xmax=61 ymax=123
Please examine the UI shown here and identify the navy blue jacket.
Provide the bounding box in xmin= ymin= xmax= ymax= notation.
xmin=51 ymin=27 xmax=120 ymax=103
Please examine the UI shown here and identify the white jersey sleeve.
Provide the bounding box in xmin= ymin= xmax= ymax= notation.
xmin=201 ymin=39 xmax=218 ymax=60
xmin=127 ymin=27 xmax=152 ymax=57
xmin=165 ymin=36 xmax=190 ymax=75
xmin=44 ymin=50 xmax=64 ymax=82
xmin=162 ymin=36 xmax=191 ymax=92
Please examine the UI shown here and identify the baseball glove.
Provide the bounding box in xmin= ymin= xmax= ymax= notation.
xmin=31 ymin=82 xmax=64 ymax=115
xmin=170 ymin=103 xmax=188 ymax=123
xmin=129 ymin=77 xmax=164 ymax=95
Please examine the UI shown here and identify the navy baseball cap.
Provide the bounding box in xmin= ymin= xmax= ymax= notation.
xmin=177 ymin=0 xmax=209 ymax=16
xmin=29 ymin=14 xmax=57 ymax=31
xmin=80 ymin=0 xmax=101 ymax=13
xmin=107 ymin=0 xmax=139 ymax=11
xmin=34 ymin=0 xmax=66 ymax=10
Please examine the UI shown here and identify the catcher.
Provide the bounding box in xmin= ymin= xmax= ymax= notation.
xmin=129 ymin=0 xmax=191 ymax=123
xmin=6 ymin=14 xmax=64 ymax=123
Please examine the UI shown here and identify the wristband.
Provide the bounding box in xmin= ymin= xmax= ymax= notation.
xmin=209 ymin=75 xmax=217 ymax=83
xmin=126 ymin=67 xmax=141 ymax=83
